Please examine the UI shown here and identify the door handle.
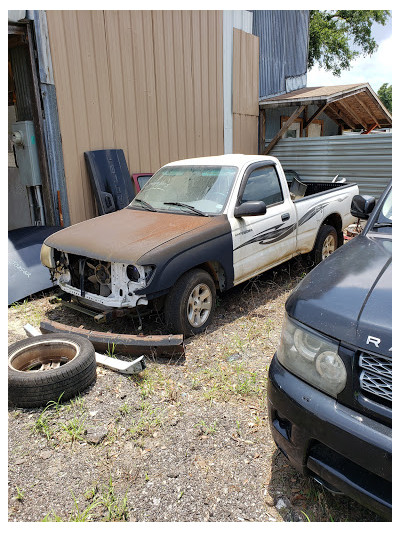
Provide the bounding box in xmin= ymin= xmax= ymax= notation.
xmin=281 ymin=213 xmax=290 ymax=221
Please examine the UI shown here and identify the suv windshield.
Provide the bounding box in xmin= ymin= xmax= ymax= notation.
xmin=130 ymin=165 xmax=238 ymax=215
xmin=371 ymin=188 xmax=392 ymax=234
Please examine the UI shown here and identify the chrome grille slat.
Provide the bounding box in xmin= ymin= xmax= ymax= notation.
xmin=359 ymin=352 xmax=392 ymax=403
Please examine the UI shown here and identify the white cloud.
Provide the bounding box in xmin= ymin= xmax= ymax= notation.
xmin=307 ymin=35 xmax=393 ymax=93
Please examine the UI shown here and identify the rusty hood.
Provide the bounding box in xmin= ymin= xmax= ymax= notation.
xmin=44 ymin=208 xmax=215 ymax=263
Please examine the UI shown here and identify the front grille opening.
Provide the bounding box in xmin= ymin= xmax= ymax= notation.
xmin=67 ymin=253 xmax=112 ymax=297
xmin=358 ymin=352 xmax=392 ymax=407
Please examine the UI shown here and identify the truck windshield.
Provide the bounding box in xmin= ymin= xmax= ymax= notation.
xmin=130 ymin=166 xmax=238 ymax=215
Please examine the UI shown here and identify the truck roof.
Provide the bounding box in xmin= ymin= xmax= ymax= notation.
xmin=163 ymin=154 xmax=279 ymax=170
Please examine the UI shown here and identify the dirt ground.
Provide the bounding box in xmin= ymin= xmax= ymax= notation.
xmin=8 ymin=256 xmax=384 ymax=522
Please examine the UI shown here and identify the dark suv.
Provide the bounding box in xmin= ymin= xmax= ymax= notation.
xmin=267 ymin=182 xmax=392 ymax=519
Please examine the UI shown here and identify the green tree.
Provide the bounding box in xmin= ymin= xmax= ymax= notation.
xmin=308 ymin=10 xmax=390 ymax=76
xmin=377 ymin=83 xmax=392 ymax=112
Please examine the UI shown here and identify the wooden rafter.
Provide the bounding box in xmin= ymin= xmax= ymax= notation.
xmin=263 ymin=105 xmax=305 ymax=154
xmin=329 ymin=102 xmax=357 ymax=130
xmin=338 ymin=98 xmax=368 ymax=129
xmin=354 ymin=94 xmax=382 ymax=127
xmin=304 ymin=103 xmax=328 ymax=130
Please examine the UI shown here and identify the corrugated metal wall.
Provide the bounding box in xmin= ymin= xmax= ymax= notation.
xmin=271 ymin=134 xmax=392 ymax=198
xmin=252 ymin=10 xmax=309 ymax=99
xmin=232 ymin=28 xmax=259 ymax=154
xmin=46 ymin=10 xmax=224 ymax=224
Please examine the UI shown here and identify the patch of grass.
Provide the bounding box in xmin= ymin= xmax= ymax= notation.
xmin=43 ymin=477 xmax=128 ymax=522
xmin=60 ymin=414 xmax=87 ymax=443
xmin=195 ymin=419 xmax=218 ymax=435
xmin=128 ymin=402 xmax=163 ymax=440
xmin=105 ymin=343 xmax=117 ymax=358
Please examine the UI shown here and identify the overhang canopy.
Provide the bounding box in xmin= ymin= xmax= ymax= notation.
xmin=259 ymin=83 xmax=392 ymax=154
xmin=259 ymin=83 xmax=392 ymax=130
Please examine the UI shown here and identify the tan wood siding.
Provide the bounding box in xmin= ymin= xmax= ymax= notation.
xmin=232 ymin=28 xmax=259 ymax=155
xmin=46 ymin=10 xmax=224 ymax=223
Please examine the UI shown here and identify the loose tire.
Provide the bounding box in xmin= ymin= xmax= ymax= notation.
xmin=312 ymin=224 xmax=338 ymax=265
xmin=8 ymin=334 xmax=97 ymax=408
xmin=164 ymin=269 xmax=216 ymax=337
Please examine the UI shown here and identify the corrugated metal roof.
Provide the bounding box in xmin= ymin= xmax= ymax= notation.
xmin=252 ymin=10 xmax=309 ymax=100
xmin=271 ymin=134 xmax=392 ymax=198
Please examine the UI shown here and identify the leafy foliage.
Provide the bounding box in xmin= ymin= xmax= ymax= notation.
xmin=378 ymin=83 xmax=392 ymax=112
xmin=308 ymin=10 xmax=390 ymax=76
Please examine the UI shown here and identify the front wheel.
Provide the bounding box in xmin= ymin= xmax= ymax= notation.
xmin=312 ymin=224 xmax=338 ymax=265
xmin=164 ymin=269 xmax=216 ymax=337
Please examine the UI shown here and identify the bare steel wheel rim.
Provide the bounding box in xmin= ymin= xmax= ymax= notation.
xmin=8 ymin=340 xmax=80 ymax=372
xmin=187 ymin=283 xmax=212 ymax=327
xmin=322 ymin=234 xmax=336 ymax=259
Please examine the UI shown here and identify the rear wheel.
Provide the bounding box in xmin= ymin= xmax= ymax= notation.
xmin=164 ymin=269 xmax=216 ymax=337
xmin=312 ymin=224 xmax=338 ymax=265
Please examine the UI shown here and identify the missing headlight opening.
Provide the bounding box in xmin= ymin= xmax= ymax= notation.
xmin=49 ymin=252 xmax=150 ymax=309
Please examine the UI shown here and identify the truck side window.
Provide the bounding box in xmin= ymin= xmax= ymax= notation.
xmin=241 ymin=166 xmax=283 ymax=206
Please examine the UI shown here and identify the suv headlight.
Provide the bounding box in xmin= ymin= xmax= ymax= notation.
xmin=276 ymin=314 xmax=346 ymax=397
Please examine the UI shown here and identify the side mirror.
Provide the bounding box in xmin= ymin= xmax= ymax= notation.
xmin=234 ymin=201 xmax=266 ymax=218
xmin=351 ymin=195 xmax=376 ymax=220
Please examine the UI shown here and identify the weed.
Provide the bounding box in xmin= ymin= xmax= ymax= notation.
xmin=100 ymin=477 xmax=128 ymax=521
xmin=301 ymin=510 xmax=311 ymax=522
xmin=106 ymin=343 xmax=117 ymax=358
xmin=195 ymin=419 xmax=218 ymax=435
xmin=42 ymin=478 xmax=128 ymax=522
xmin=119 ymin=402 xmax=132 ymax=416
xmin=15 ymin=486 xmax=25 ymax=501
xmin=60 ymin=414 xmax=87 ymax=442
xmin=129 ymin=404 xmax=163 ymax=440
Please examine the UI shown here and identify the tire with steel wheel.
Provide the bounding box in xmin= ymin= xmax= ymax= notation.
xmin=312 ymin=224 xmax=338 ymax=265
xmin=164 ymin=269 xmax=216 ymax=337
xmin=8 ymin=334 xmax=97 ymax=408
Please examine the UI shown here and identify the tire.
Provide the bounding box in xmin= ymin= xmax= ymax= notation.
xmin=312 ymin=224 xmax=338 ymax=265
xmin=8 ymin=334 xmax=97 ymax=408
xmin=164 ymin=269 xmax=216 ymax=337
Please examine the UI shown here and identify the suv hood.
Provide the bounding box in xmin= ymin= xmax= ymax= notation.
xmin=44 ymin=208 xmax=214 ymax=263
xmin=286 ymin=234 xmax=392 ymax=356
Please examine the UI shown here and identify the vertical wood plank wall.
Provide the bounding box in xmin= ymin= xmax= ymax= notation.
xmin=46 ymin=10 xmax=225 ymax=223
xmin=232 ymin=28 xmax=259 ymax=155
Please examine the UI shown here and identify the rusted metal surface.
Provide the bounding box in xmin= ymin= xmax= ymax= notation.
xmin=40 ymin=320 xmax=185 ymax=356
xmin=44 ymin=208 xmax=221 ymax=263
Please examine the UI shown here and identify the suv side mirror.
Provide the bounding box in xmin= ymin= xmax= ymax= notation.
xmin=351 ymin=195 xmax=376 ymax=220
xmin=234 ymin=201 xmax=266 ymax=218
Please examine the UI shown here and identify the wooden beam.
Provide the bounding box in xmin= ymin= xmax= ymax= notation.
xmin=361 ymin=124 xmax=379 ymax=135
xmin=304 ymin=103 xmax=328 ymax=130
xmin=354 ymin=94 xmax=382 ymax=126
xmin=263 ymin=105 xmax=305 ymax=154
xmin=337 ymin=98 xmax=368 ymax=130
xmin=258 ymin=108 xmax=266 ymax=154
xmin=329 ymin=102 xmax=357 ymax=130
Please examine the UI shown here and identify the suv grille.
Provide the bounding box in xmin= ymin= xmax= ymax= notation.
xmin=359 ymin=352 xmax=392 ymax=404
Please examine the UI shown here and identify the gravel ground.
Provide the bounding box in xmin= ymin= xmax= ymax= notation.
xmin=8 ymin=256 xmax=384 ymax=522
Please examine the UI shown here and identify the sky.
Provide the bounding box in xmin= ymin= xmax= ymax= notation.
xmin=307 ymin=16 xmax=393 ymax=93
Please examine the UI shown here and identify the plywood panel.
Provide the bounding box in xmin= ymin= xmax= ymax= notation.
xmin=47 ymin=10 xmax=225 ymax=223
xmin=232 ymin=28 xmax=259 ymax=155
xmin=233 ymin=114 xmax=258 ymax=154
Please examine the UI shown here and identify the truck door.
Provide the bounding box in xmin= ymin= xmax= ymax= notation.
xmin=231 ymin=163 xmax=296 ymax=284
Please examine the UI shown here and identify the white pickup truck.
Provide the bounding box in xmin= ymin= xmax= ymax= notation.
xmin=41 ymin=154 xmax=358 ymax=335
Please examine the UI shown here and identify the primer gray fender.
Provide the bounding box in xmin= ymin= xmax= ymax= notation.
xmin=136 ymin=215 xmax=234 ymax=297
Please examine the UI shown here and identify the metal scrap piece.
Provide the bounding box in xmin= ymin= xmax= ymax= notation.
xmin=39 ymin=319 xmax=185 ymax=356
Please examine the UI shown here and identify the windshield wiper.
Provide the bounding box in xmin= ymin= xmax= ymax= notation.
xmin=132 ymin=198 xmax=156 ymax=211
xmin=163 ymin=202 xmax=208 ymax=217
